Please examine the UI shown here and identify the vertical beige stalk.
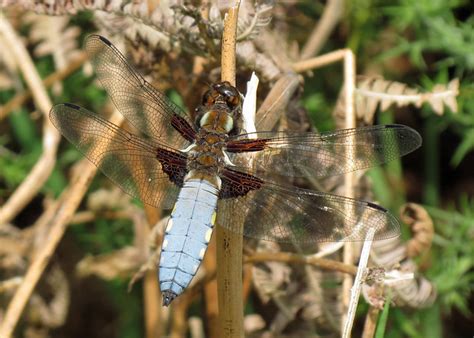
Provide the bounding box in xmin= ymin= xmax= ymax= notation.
xmin=216 ymin=1 xmax=244 ymax=338
xmin=341 ymin=49 xmax=356 ymax=336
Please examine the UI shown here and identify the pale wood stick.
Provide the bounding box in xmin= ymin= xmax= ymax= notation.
xmin=300 ymin=0 xmax=344 ymax=60
xmin=342 ymin=228 xmax=375 ymax=338
xmin=361 ymin=305 xmax=381 ymax=338
xmin=245 ymin=252 xmax=357 ymax=275
xmin=292 ymin=49 xmax=348 ymax=73
xmin=341 ymin=49 xmax=356 ymax=337
xmin=216 ymin=2 xmax=243 ymax=338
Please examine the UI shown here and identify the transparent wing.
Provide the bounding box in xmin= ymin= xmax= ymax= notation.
xmin=50 ymin=103 xmax=188 ymax=209
xmin=85 ymin=35 xmax=196 ymax=147
xmin=217 ymin=178 xmax=399 ymax=244
xmin=225 ymin=124 xmax=421 ymax=179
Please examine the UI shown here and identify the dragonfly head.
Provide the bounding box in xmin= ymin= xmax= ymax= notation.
xmin=202 ymin=81 xmax=242 ymax=109
xmin=196 ymin=82 xmax=243 ymax=134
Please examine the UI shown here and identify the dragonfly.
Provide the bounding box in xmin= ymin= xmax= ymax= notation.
xmin=50 ymin=35 xmax=422 ymax=306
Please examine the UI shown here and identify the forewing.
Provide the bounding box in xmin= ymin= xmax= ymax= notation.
xmin=85 ymin=35 xmax=196 ymax=147
xmin=50 ymin=103 xmax=187 ymax=209
xmin=217 ymin=179 xmax=400 ymax=244
xmin=226 ymin=124 xmax=421 ymax=179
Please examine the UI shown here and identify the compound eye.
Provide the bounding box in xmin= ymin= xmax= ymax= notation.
xmin=226 ymin=93 xmax=241 ymax=108
xmin=202 ymin=90 xmax=213 ymax=105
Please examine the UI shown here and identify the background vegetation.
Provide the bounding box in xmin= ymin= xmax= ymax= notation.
xmin=0 ymin=0 xmax=473 ymax=337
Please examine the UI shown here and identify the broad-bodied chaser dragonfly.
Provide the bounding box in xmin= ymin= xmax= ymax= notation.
xmin=50 ymin=35 xmax=422 ymax=306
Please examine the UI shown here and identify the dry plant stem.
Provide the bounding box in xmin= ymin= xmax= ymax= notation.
xmin=140 ymin=186 xmax=161 ymax=337
xmin=142 ymin=206 xmax=162 ymax=338
xmin=69 ymin=210 xmax=131 ymax=224
xmin=361 ymin=306 xmax=381 ymax=338
xmin=170 ymin=297 xmax=192 ymax=338
xmin=144 ymin=271 xmax=161 ymax=338
xmin=216 ymin=2 xmax=243 ymax=338
xmin=0 ymin=111 xmax=124 ymax=338
xmin=0 ymin=52 xmax=88 ymax=121
xmin=300 ymin=0 xmax=344 ymax=60
xmin=292 ymin=49 xmax=351 ymax=73
xmin=0 ymin=14 xmax=60 ymax=225
xmin=342 ymin=49 xmax=356 ymax=337
xmin=342 ymin=227 xmax=375 ymax=338
xmin=245 ymin=252 xmax=357 ymax=275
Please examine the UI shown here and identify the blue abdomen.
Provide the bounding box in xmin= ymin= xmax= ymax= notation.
xmin=159 ymin=178 xmax=219 ymax=306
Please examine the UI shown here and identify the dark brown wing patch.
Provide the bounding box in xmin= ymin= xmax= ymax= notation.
xmin=219 ymin=168 xmax=263 ymax=199
xmin=171 ymin=114 xmax=196 ymax=142
xmin=156 ymin=148 xmax=188 ymax=187
xmin=225 ymin=138 xmax=269 ymax=153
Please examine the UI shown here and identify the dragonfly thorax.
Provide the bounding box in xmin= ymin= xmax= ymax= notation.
xmin=188 ymin=130 xmax=228 ymax=175
xmin=199 ymin=109 xmax=234 ymax=133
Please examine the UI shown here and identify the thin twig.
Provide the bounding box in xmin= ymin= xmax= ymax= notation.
xmin=361 ymin=305 xmax=381 ymax=338
xmin=300 ymin=0 xmax=344 ymax=60
xmin=0 ymin=110 xmax=123 ymax=338
xmin=216 ymin=2 xmax=243 ymax=338
xmin=244 ymin=252 xmax=357 ymax=275
xmin=292 ymin=49 xmax=348 ymax=73
xmin=0 ymin=14 xmax=60 ymax=225
xmin=69 ymin=209 xmax=131 ymax=224
xmin=342 ymin=227 xmax=375 ymax=338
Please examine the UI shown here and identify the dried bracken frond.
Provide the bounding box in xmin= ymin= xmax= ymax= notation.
xmin=0 ymin=221 xmax=70 ymax=337
xmin=400 ymin=203 xmax=435 ymax=258
xmin=237 ymin=0 xmax=274 ymax=41
xmin=251 ymin=242 xmax=291 ymax=303
xmin=27 ymin=265 xmax=69 ymax=328
xmin=356 ymin=76 xmax=459 ymax=122
xmin=76 ymin=247 xmax=142 ymax=280
xmin=334 ymin=76 xmax=459 ymax=124
xmin=362 ymin=204 xmax=437 ymax=309
xmin=24 ymin=13 xmax=81 ymax=94
xmin=2 ymin=0 xmax=286 ymax=81
xmin=250 ymin=240 xmax=344 ymax=336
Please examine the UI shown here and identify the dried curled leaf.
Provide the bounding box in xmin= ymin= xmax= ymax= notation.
xmin=237 ymin=0 xmax=274 ymax=41
xmin=364 ymin=203 xmax=437 ymax=309
xmin=76 ymin=247 xmax=141 ymax=280
xmin=400 ymin=203 xmax=434 ymax=258
xmin=355 ymin=76 xmax=459 ymax=122
xmin=27 ymin=265 xmax=69 ymax=328
xmin=251 ymin=241 xmax=291 ymax=303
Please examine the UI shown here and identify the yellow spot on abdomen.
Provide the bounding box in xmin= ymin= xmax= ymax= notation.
xmin=205 ymin=228 xmax=213 ymax=243
xmin=166 ymin=219 xmax=173 ymax=233
xmin=199 ymin=248 xmax=206 ymax=259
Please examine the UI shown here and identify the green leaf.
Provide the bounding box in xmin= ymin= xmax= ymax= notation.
xmin=450 ymin=129 xmax=474 ymax=167
xmin=375 ymin=291 xmax=391 ymax=338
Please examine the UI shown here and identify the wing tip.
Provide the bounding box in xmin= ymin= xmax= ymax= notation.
xmin=85 ymin=34 xmax=112 ymax=46
xmin=63 ymin=103 xmax=81 ymax=110
xmin=367 ymin=201 xmax=388 ymax=212
xmin=97 ymin=35 xmax=112 ymax=46
xmin=385 ymin=124 xmax=423 ymax=150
